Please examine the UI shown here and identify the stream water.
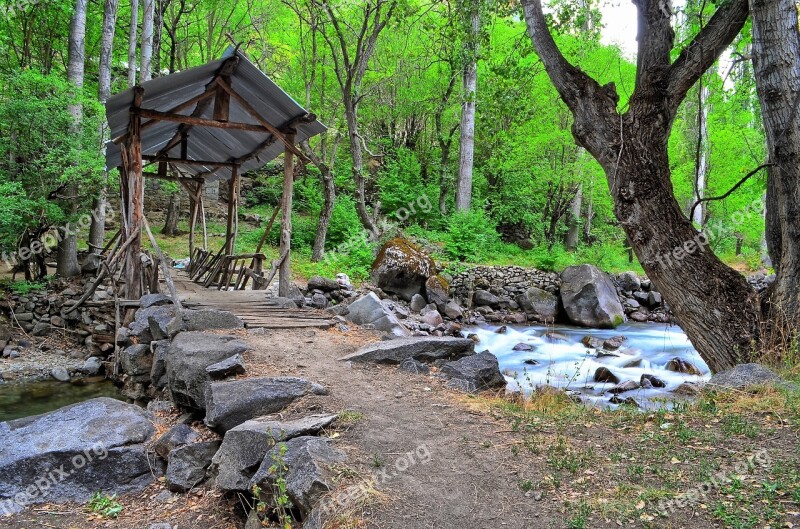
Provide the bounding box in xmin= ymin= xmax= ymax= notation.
xmin=466 ymin=322 xmax=710 ymax=409
xmin=0 ymin=379 xmax=125 ymax=422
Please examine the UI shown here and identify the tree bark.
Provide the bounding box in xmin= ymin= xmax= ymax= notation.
xmin=565 ymin=183 xmax=582 ymax=250
xmin=522 ymin=0 xmax=761 ymax=372
xmin=301 ymin=140 xmax=337 ymax=262
xmin=749 ymin=0 xmax=800 ymax=335
xmin=455 ymin=4 xmax=480 ymax=212
xmin=91 ymin=0 xmax=118 ymax=254
xmin=692 ymin=83 xmax=710 ymax=226
xmin=162 ymin=193 xmax=179 ymax=235
xmin=127 ymin=0 xmax=138 ymax=86
xmin=58 ymin=0 xmax=87 ymax=278
xmin=140 ymin=0 xmax=155 ymax=81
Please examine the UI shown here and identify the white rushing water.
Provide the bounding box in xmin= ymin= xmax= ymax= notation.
xmin=465 ymin=322 xmax=710 ymax=409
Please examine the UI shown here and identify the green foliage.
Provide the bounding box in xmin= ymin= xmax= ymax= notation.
xmin=86 ymin=492 xmax=123 ymax=518
xmin=267 ymin=444 xmax=294 ymax=529
xmin=445 ymin=209 xmax=500 ymax=262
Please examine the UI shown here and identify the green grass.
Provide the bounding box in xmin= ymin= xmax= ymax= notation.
xmin=86 ymin=492 xmax=123 ymax=518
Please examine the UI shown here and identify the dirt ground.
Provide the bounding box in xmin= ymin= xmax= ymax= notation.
xmin=3 ymin=326 xmax=800 ymax=529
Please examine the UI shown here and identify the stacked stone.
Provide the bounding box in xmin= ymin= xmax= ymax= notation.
xmin=449 ymin=265 xmax=560 ymax=306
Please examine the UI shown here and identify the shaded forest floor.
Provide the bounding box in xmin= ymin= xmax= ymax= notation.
xmin=4 ymin=326 xmax=800 ymax=529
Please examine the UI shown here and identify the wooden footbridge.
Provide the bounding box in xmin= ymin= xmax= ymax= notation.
xmin=174 ymin=271 xmax=334 ymax=330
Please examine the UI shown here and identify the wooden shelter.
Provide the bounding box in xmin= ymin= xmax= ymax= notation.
xmin=103 ymin=47 xmax=325 ymax=310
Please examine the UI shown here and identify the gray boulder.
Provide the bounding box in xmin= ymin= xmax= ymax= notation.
xmin=250 ymin=436 xmax=347 ymax=519
xmin=516 ymin=287 xmax=560 ymax=323
xmin=211 ymin=415 xmax=337 ymax=492
xmin=204 ymin=377 xmax=328 ymax=433
xmin=182 ymin=309 xmax=244 ymax=332
xmin=50 ymin=366 xmax=70 ymax=382
xmin=425 ymin=275 xmax=451 ymax=312
xmin=371 ymin=238 xmax=437 ymax=301
xmin=307 ymin=276 xmax=340 ymax=292
xmin=409 ymin=294 xmax=427 ymax=313
xmin=399 ymin=358 xmax=430 ymax=375
xmin=80 ymin=356 xmax=103 ymax=376
xmin=340 ymin=337 xmax=475 ymax=365
xmin=708 ymin=363 xmax=784 ymax=390
xmin=165 ymin=332 xmax=249 ymax=410
xmin=0 ymin=398 xmax=157 ymax=506
xmin=205 ymin=354 xmax=246 ymax=379
xmin=166 ymin=441 xmax=220 ymax=492
xmin=150 ymin=340 xmax=170 ymax=388
xmin=440 ymin=351 xmax=506 ymax=391
xmin=560 ymin=265 xmax=626 ymax=328
xmin=140 ymin=293 xmax=173 ymax=309
xmin=617 ymin=271 xmax=641 ymax=292
xmin=154 ymin=424 xmax=201 ymax=459
xmin=474 ymin=290 xmax=499 ymax=307
xmin=443 ymin=300 xmax=464 ymax=319
xmin=344 ymin=292 xmax=410 ymax=337
xmin=121 ymin=343 xmax=153 ymax=382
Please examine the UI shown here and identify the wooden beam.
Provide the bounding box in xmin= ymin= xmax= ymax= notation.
xmin=135 ymin=108 xmax=268 ymax=133
xmin=278 ymin=131 xmax=296 ymax=297
xmin=214 ymin=78 xmax=309 ymax=163
xmin=142 ymin=172 xmax=204 ymax=183
xmin=143 ymin=155 xmax=238 ymax=167
xmin=111 ymin=87 xmax=217 ymax=145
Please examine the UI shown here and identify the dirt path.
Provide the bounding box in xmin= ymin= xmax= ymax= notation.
xmin=244 ymin=328 xmax=554 ymax=529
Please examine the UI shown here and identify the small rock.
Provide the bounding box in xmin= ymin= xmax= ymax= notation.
xmin=50 ymin=367 xmax=70 ymax=382
xmin=603 ymin=335 xmax=627 ymax=350
xmin=673 ymin=382 xmax=701 ymax=396
xmin=80 ymin=357 xmax=103 ymax=376
xmin=409 ymin=294 xmax=427 ymax=313
xmin=399 ymin=358 xmax=430 ymax=375
xmin=512 ymin=343 xmax=534 ymax=351
xmin=154 ymin=424 xmax=202 ymax=459
xmin=205 ymin=354 xmax=246 ymax=379
xmin=708 ymin=363 xmax=783 ymax=390
xmin=609 ymin=395 xmax=639 ymax=407
xmin=581 ymin=336 xmax=604 ymax=349
xmin=594 ymin=367 xmax=619 ymax=384
xmin=665 ymin=357 xmax=702 ymax=375
xmin=640 ymin=374 xmax=666 ymax=388
xmin=495 ymin=325 xmax=507 ymax=334
xmin=166 ymin=440 xmax=221 ymax=492
xmin=609 ymin=380 xmax=640 ymax=394
xmin=443 ymin=300 xmax=464 ymax=319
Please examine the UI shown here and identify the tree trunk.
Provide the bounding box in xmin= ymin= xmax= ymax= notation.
xmin=91 ymin=0 xmax=118 ymax=255
xmin=161 ymin=193 xmax=179 ymax=235
xmin=153 ymin=0 xmax=166 ymax=74
xmin=127 ymin=0 xmax=138 ymax=86
xmin=58 ymin=0 xmax=87 ymax=278
xmin=140 ymin=0 xmax=155 ymax=81
xmin=301 ymin=141 xmax=336 ymax=262
xmin=565 ymin=183 xmax=582 ymax=250
xmin=455 ymin=6 xmax=480 ymax=212
xmin=344 ymin=99 xmax=378 ymax=238
xmin=522 ymin=0 xmax=761 ymax=372
xmin=749 ymin=0 xmax=800 ymax=335
xmin=692 ymin=83 xmax=710 ymax=226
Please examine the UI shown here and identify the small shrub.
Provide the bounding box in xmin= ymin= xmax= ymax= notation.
xmin=445 ymin=209 xmax=500 ymax=262
xmin=87 ymin=492 xmax=123 ymax=518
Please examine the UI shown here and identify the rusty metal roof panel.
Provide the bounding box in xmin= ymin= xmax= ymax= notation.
xmin=105 ymin=47 xmax=325 ymax=181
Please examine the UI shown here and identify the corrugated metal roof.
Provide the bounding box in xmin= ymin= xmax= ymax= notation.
xmin=105 ymin=47 xmax=326 ymax=182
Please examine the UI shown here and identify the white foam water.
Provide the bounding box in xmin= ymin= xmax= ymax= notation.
xmin=465 ymin=322 xmax=710 ymax=409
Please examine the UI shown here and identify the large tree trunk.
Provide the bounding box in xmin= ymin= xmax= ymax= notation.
xmin=91 ymin=0 xmax=118 ymax=254
xmin=455 ymin=6 xmax=480 ymax=212
xmin=58 ymin=0 xmax=87 ymax=278
xmin=140 ymin=0 xmax=155 ymax=81
xmin=750 ymin=0 xmax=800 ymax=336
xmin=153 ymin=0 xmax=166 ymax=74
xmin=127 ymin=0 xmax=138 ymax=86
xmin=522 ymin=0 xmax=761 ymax=372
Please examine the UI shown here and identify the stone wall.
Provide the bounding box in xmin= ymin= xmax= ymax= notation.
xmin=449 ymin=265 xmax=560 ymax=307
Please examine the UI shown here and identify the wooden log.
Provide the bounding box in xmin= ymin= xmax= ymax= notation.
xmin=143 ymin=155 xmax=238 ymax=167
xmin=123 ymin=86 xmax=145 ymax=315
xmin=135 ymin=108 xmax=267 ymax=132
xmin=225 ymin=167 xmax=239 ymax=256
xmin=143 ymin=216 xmax=183 ymax=314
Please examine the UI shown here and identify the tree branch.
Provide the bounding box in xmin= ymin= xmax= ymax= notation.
xmin=689 ymin=163 xmax=773 ymax=222
xmin=667 ymin=0 xmax=749 ymax=111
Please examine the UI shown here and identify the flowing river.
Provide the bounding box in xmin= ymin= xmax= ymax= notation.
xmin=466 ymin=322 xmax=710 ymax=409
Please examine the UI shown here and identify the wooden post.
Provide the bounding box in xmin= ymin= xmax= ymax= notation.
xmin=278 ymin=131 xmax=296 ymax=297
xmin=188 ymin=181 xmax=201 ymax=259
xmin=124 ymin=86 xmax=145 ymax=313
xmin=225 ymin=167 xmax=239 ymax=255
